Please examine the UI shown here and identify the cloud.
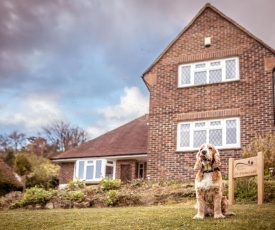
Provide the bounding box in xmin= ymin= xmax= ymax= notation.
xmin=1 ymin=0 xmax=275 ymax=138
xmin=0 ymin=93 xmax=64 ymax=133
xmin=87 ymin=86 xmax=149 ymax=138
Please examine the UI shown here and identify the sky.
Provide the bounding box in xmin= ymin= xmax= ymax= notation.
xmin=1 ymin=0 xmax=275 ymax=140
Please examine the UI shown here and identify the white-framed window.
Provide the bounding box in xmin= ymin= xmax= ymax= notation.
xmin=105 ymin=161 xmax=115 ymax=179
xmin=75 ymin=159 xmax=115 ymax=182
xmin=177 ymin=117 xmax=240 ymax=151
xmin=138 ymin=162 xmax=145 ymax=179
xmin=178 ymin=57 xmax=239 ymax=87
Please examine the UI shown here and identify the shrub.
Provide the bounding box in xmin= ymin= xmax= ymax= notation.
xmin=26 ymin=155 xmax=60 ymax=189
xmin=99 ymin=177 xmax=121 ymax=191
xmin=3 ymin=150 xmax=15 ymax=168
xmin=83 ymin=185 xmax=96 ymax=197
xmin=61 ymin=190 xmax=85 ymax=202
xmin=11 ymin=186 xmax=52 ymax=208
xmin=234 ymin=177 xmax=258 ymax=202
xmin=105 ymin=190 xmax=118 ymax=206
xmin=13 ymin=153 xmax=32 ymax=176
xmin=13 ymin=153 xmax=60 ymax=189
xmin=243 ymin=134 xmax=275 ymax=174
xmin=66 ymin=179 xmax=85 ymax=191
xmin=264 ymin=180 xmax=275 ymax=202
xmin=233 ymin=177 xmax=275 ymax=203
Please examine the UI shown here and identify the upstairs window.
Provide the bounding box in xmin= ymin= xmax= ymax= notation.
xmin=178 ymin=57 xmax=239 ymax=87
xmin=177 ymin=117 xmax=240 ymax=151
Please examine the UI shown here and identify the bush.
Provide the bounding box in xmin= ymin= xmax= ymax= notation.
xmin=66 ymin=179 xmax=85 ymax=191
xmin=13 ymin=153 xmax=32 ymax=176
xmin=13 ymin=153 xmax=60 ymax=189
xmin=26 ymin=155 xmax=60 ymax=189
xmin=3 ymin=150 xmax=15 ymax=168
xmin=234 ymin=177 xmax=257 ymax=202
xmin=99 ymin=177 xmax=121 ymax=191
xmin=234 ymin=177 xmax=275 ymax=203
xmin=11 ymin=186 xmax=52 ymax=208
xmin=61 ymin=190 xmax=85 ymax=202
xmin=243 ymin=134 xmax=275 ymax=174
xmin=105 ymin=190 xmax=118 ymax=206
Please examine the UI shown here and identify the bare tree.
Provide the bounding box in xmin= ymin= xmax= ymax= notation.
xmin=0 ymin=134 xmax=12 ymax=151
xmin=8 ymin=131 xmax=26 ymax=153
xmin=26 ymin=136 xmax=58 ymax=158
xmin=43 ymin=121 xmax=88 ymax=152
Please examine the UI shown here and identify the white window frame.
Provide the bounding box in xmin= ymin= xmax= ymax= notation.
xmin=138 ymin=162 xmax=145 ymax=179
xmin=178 ymin=57 xmax=239 ymax=87
xmin=75 ymin=159 xmax=116 ymax=182
xmin=177 ymin=117 xmax=240 ymax=151
xmin=105 ymin=160 xmax=115 ymax=179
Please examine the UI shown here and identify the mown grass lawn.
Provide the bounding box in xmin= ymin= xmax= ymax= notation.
xmin=1 ymin=203 xmax=275 ymax=230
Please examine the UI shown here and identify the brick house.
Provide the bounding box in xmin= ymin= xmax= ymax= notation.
xmin=143 ymin=3 xmax=275 ymax=181
xmin=53 ymin=3 xmax=275 ymax=185
xmin=52 ymin=115 xmax=148 ymax=186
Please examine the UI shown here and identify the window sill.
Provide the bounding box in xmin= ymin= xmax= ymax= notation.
xmin=175 ymin=147 xmax=242 ymax=153
xmin=177 ymin=79 xmax=240 ymax=89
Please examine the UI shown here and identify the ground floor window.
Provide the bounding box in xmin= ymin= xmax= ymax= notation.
xmin=138 ymin=162 xmax=145 ymax=179
xmin=75 ymin=159 xmax=115 ymax=182
xmin=105 ymin=161 xmax=114 ymax=179
xmin=177 ymin=117 xmax=240 ymax=151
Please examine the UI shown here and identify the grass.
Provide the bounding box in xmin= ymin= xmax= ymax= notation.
xmin=1 ymin=203 xmax=275 ymax=230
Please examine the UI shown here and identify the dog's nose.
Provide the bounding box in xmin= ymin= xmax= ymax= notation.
xmin=201 ymin=150 xmax=207 ymax=155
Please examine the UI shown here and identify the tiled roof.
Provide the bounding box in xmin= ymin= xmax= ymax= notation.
xmin=52 ymin=114 xmax=149 ymax=160
xmin=143 ymin=3 xmax=275 ymax=76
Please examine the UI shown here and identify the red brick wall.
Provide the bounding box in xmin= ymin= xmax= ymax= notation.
xmin=144 ymin=8 xmax=275 ymax=181
xmin=58 ymin=162 xmax=75 ymax=184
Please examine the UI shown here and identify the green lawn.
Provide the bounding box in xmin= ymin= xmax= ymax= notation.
xmin=1 ymin=203 xmax=275 ymax=230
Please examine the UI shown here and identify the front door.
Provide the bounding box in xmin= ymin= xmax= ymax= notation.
xmin=120 ymin=164 xmax=131 ymax=182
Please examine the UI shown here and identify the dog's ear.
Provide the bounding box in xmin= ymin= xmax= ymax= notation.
xmin=194 ymin=149 xmax=202 ymax=170
xmin=213 ymin=147 xmax=221 ymax=167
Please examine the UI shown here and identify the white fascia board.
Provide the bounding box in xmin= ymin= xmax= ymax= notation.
xmin=52 ymin=154 xmax=147 ymax=163
xmin=51 ymin=158 xmax=77 ymax=163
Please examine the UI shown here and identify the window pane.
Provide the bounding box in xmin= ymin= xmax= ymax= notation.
xmin=86 ymin=165 xmax=94 ymax=180
xmin=180 ymin=124 xmax=190 ymax=147
xmin=210 ymin=121 xmax=221 ymax=126
xmin=226 ymin=60 xmax=236 ymax=79
xmin=181 ymin=66 xmax=191 ymax=85
xmin=193 ymin=130 xmax=206 ymax=148
xmin=95 ymin=160 xmax=102 ymax=179
xmin=195 ymin=122 xmax=205 ymax=128
xmin=78 ymin=161 xmax=85 ymax=179
xmin=209 ymin=69 xmax=222 ymax=83
xmin=226 ymin=120 xmax=237 ymax=144
xmin=106 ymin=166 xmax=114 ymax=179
xmin=138 ymin=163 xmax=144 ymax=178
xmin=210 ymin=61 xmax=221 ymax=67
xmin=194 ymin=71 xmax=207 ymax=85
xmin=195 ymin=63 xmax=205 ymax=69
xmin=209 ymin=129 xmax=222 ymax=146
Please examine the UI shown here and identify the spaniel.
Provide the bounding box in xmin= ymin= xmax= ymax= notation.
xmin=193 ymin=143 xmax=235 ymax=219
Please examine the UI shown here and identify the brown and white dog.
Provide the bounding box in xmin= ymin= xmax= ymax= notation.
xmin=193 ymin=143 xmax=235 ymax=219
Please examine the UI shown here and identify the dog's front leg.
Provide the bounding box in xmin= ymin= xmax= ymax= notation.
xmin=193 ymin=192 xmax=205 ymax=219
xmin=214 ymin=189 xmax=225 ymax=219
